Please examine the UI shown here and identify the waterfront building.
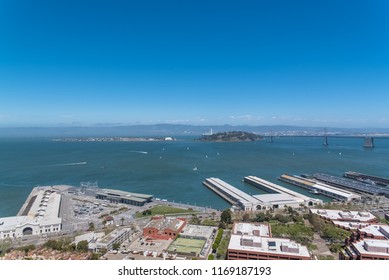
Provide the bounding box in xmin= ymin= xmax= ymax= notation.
xmin=279 ymin=174 xmax=361 ymax=202
xmin=95 ymin=189 xmax=153 ymax=206
xmin=0 ymin=187 xmax=62 ymax=240
xmin=227 ymin=222 xmax=311 ymax=260
xmin=143 ymin=216 xmax=186 ymax=240
xmin=313 ymin=173 xmax=389 ymax=198
xmin=203 ymin=177 xmax=320 ymax=211
xmin=244 ymin=176 xmax=322 ymax=207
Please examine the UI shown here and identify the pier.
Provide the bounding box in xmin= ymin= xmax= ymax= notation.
xmin=344 ymin=171 xmax=389 ymax=186
xmin=203 ymin=178 xmax=259 ymax=211
xmin=244 ymin=176 xmax=322 ymax=206
xmin=313 ymin=173 xmax=389 ymax=198
xmin=203 ymin=177 xmax=321 ymax=211
xmin=279 ymin=174 xmax=360 ymax=202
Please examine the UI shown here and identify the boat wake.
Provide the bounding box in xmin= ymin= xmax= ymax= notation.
xmin=128 ymin=151 xmax=148 ymax=154
xmin=49 ymin=162 xmax=87 ymax=167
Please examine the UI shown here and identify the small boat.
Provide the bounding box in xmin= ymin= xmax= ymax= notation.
xmin=193 ymin=166 xmax=198 ymax=171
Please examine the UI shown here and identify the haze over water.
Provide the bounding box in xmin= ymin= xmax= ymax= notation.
xmin=1 ymin=137 xmax=389 ymax=217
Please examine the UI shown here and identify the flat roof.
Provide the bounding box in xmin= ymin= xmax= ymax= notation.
xmin=145 ymin=217 xmax=185 ymax=232
xmin=332 ymin=221 xmax=370 ymax=230
xmin=252 ymin=193 xmax=303 ymax=205
xmin=98 ymin=228 xmax=130 ymax=244
xmin=228 ymin=235 xmax=310 ymax=258
xmin=180 ymin=225 xmax=216 ymax=239
xmin=233 ymin=222 xmax=270 ymax=237
xmin=99 ymin=189 xmax=152 ymax=199
xmin=245 ymin=176 xmax=322 ymax=204
xmin=310 ymin=209 xmax=376 ymax=222
xmin=359 ymin=224 xmax=389 ymax=239
xmin=26 ymin=188 xmax=62 ymax=224
xmin=352 ymin=239 xmax=389 ymax=256
xmin=281 ymin=174 xmax=360 ymax=199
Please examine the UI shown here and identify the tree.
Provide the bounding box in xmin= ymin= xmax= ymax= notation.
xmin=242 ymin=212 xmax=250 ymax=222
xmin=112 ymin=243 xmax=120 ymax=251
xmin=211 ymin=212 xmax=216 ymax=220
xmin=90 ymin=253 xmax=100 ymax=260
xmin=120 ymin=217 xmax=125 ymax=226
xmin=77 ymin=240 xmax=89 ymax=252
xmin=88 ymin=222 xmax=95 ymax=231
xmin=254 ymin=212 xmax=266 ymax=222
xmin=189 ymin=214 xmax=200 ymax=225
xmin=220 ymin=209 xmax=232 ymax=224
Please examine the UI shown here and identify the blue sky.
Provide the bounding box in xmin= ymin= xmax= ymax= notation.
xmin=0 ymin=0 xmax=388 ymax=128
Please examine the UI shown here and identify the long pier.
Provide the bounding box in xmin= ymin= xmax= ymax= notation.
xmin=279 ymin=174 xmax=360 ymax=202
xmin=203 ymin=178 xmax=259 ymax=211
xmin=344 ymin=171 xmax=389 ymax=186
xmin=313 ymin=173 xmax=389 ymax=198
xmin=244 ymin=176 xmax=322 ymax=206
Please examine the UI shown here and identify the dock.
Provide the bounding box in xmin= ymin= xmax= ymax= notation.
xmin=203 ymin=177 xmax=321 ymax=211
xmin=203 ymin=178 xmax=257 ymax=211
xmin=244 ymin=176 xmax=322 ymax=206
xmin=314 ymin=173 xmax=389 ymax=198
xmin=344 ymin=171 xmax=389 ymax=186
xmin=279 ymin=174 xmax=361 ymax=202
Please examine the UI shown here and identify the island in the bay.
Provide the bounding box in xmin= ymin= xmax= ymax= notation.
xmin=198 ymin=131 xmax=263 ymax=142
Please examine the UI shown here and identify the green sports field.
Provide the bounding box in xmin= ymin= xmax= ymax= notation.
xmin=168 ymin=237 xmax=205 ymax=255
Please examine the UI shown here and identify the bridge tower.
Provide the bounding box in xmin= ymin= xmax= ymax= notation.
xmin=363 ymin=137 xmax=374 ymax=148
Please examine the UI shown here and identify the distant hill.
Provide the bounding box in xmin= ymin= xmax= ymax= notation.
xmin=198 ymin=131 xmax=263 ymax=142
xmin=0 ymin=124 xmax=389 ymax=138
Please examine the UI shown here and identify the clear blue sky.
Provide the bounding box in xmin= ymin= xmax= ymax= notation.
xmin=0 ymin=0 xmax=388 ymax=128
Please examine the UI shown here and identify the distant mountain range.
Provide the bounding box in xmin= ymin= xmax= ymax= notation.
xmin=1 ymin=124 xmax=389 ymax=138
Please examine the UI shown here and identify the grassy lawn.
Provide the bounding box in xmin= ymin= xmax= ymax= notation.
xmin=136 ymin=205 xmax=198 ymax=218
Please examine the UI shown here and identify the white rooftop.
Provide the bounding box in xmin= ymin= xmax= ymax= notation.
xmin=332 ymin=221 xmax=370 ymax=230
xmin=233 ymin=222 xmax=270 ymax=237
xmin=228 ymin=235 xmax=310 ymax=258
xmin=352 ymin=239 xmax=389 ymax=256
xmin=310 ymin=209 xmax=376 ymax=222
xmin=25 ymin=188 xmax=62 ymax=225
xmin=181 ymin=225 xmax=216 ymax=239
xmin=252 ymin=193 xmax=303 ymax=205
xmin=359 ymin=224 xmax=389 ymax=239
xmin=0 ymin=216 xmax=30 ymax=231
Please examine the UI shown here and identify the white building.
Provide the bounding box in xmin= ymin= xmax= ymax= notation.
xmin=0 ymin=187 xmax=62 ymax=240
xmin=90 ymin=228 xmax=131 ymax=252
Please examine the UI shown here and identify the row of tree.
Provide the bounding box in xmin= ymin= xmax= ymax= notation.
xmin=212 ymin=228 xmax=224 ymax=251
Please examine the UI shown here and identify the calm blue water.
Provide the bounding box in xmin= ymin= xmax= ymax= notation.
xmin=1 ymin=137 xmax=389 ymax=217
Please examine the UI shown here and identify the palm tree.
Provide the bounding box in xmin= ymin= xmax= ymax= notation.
xmin=120 ymin=217 xmax=125 ymax=226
